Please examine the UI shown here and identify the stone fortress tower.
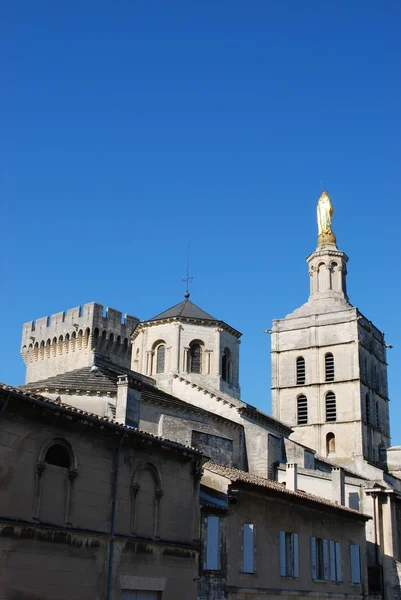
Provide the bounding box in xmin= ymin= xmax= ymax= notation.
xmin=21 ymin=302 xmax=139 ymax=384
xmin=271 ymin=191 xmax=391 ymax=468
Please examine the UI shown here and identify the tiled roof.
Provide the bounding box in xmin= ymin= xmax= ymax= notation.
xmin=20 ymin=365 xmax=118 ymax=393
xmin=204 ymin=461 xmax=370 ymax=519
xmin=0 ymin=383 xmax=203 ymax=457
xmin=149 ymin=297 xmax=217 ymax=322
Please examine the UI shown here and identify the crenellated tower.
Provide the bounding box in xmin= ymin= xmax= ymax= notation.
xmin=21 ymin=302 xmax=139 ymax=384
xmin=271 ymin=192 xmax=391 ymax=468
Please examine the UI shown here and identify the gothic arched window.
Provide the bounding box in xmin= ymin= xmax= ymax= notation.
xmin=297 ymin=395 xmax=308 ymax=425
xmin=188 ymin=342 xmax=202 ymax=374
xmin=325 ymin=353 xmax=334 ymax=382
xmin=326 ymin=432 xmax=335 ymax=455
xmin=156 ymin=344 xmax=165 ymax=374
xmin=45 ymin=444 xmax=71 ymax=468
xmin=325 ymin=391 xmax=336 ymax=422
xmin=131 ymin=462 xmax=163 ymax=538
xmin=296 ymin=357 xmax=305 ymax=384
xmin=222 ymin=348 xmax=231 ymax=382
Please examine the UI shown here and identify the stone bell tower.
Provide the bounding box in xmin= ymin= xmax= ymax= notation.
xmin=271 ymin=192 xmax=391 ymax=469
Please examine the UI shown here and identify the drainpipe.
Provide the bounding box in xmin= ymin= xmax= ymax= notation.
xmin=106 ymin=432 xmax=126 ymax=600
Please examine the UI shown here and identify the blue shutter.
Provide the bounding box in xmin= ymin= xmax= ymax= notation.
xmin=243 ymin=524 xmax=254 ymax=573
xmin=335 ymin=542 xmax=342 ymax=582
xmin=206 ymin=516 xmax=220 ymax=570
xmin=329 ymin=540 xmax=336 ymax=581
xmin=279 ymin=531 xmax=286 ymax=576
xmin=350 ymin=544 xmax=361 ymax=584
xmin=311 ymin=537 xmax=317 ymax=580
xmin=293 ymin=533 xmax=299 ymax=578
xmin=323 ymin=539 xmax=329 ymax=581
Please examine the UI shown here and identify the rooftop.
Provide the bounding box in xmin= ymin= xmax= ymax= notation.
xmin=149 ymin=295 xmax=217 ymax=322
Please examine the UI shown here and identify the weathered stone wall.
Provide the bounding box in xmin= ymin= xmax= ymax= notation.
xmin=0 ymin=395 xmax=200 ymax=599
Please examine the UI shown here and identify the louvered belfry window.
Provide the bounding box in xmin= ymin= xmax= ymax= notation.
xmin=297 ymin=395 xmax=308 ymax=424
xmin=296 ymin=357 xmax=306 ymax=384
xmin=189 ymin=343 xmax=202 ymax=374
xmin=325 ymin=392 xmax=337 ymax=422
xmin=156 ymin=345 xmax=165 ymax=373
xmin=325 ymin=354 xmax=335 ymax=381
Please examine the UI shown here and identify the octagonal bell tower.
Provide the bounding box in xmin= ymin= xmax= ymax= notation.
xmin=131 ymin=293 xmax=242 ymax=400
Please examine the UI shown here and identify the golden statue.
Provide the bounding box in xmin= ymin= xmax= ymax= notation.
xmin=317 ymin=191 xmax=336 ymax=245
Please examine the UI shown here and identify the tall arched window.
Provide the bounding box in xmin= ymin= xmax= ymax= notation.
xmin=325 ymin=353 xmax=334 ymax=381
xmin=326 ymin=432 xmax=335 ymax=455
xmin=188 ymin=342 xmax=202 ymax=374
xmin=325 ymin=391 xmax=336 ymax=422
xmin=297 ymin=395 xmax=308 ymax=424
xmin=222 ymin=348 xmax=231 ymax=382
xmin=365 ymin=393 xmax=370 ymax=425
xmin=156 ymin=344 xmax=165 ymax=373
xmin=296 ymin=357 xmax=305 ymax=385
xmin=131 ymin=462 xmax=163 ymax=538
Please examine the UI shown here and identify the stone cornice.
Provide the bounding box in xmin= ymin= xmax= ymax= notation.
xmin=131 ymin=317 xmax=242 ymax=342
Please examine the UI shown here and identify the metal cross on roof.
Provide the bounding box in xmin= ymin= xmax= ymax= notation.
xmin=182 ymin=245 xmax=193 ymax=299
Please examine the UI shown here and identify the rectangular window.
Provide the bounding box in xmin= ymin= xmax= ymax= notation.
xmin=329 ymin=540 xmax=343 ymax=582
xmin=311 ymin=537 xmax=329 ymax=581
xmin=205 ymin=516 xmax=220 ymax=570
xmin=243 ymin=524 xmax=254 ymax=573
xmin=350 ymin=544 xmax=361 ymax=584
xmin=280 ymin=531 xmax=299 ymax=578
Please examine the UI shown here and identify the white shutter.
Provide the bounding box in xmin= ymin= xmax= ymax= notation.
xmin=311 ymin=537 xmax=317 ymax=580
xmin=206 ymin=516 xmax=220 ymax=570
xmin=329 ymin=540 xmax=336 ymax=581
xmin=350 ymin=544 xmax=361 ymax=583
xmin=279 ymin=531 xmax=286 ymax=576
xmin=323 ymin=539 xmax=329 ymax=581
xmin=243 ymin=524 xmax=254 ymax=573
xmin=335 ymin=542 xmax=342 ymax=582
xmin=293 ymin=533 xmax=299 ymax=578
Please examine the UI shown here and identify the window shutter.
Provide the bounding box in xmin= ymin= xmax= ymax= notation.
xmin=206 ymin=516 xmax=220 ymax=570
xmin=323 ymin=539 xmax=329 ymax=581
xmin=311 ymin=537 xmax=317 ymax=580
xmin=243 ymin=524 xmax=254 ymax=573
xmin=335 ymin=542 xmax=342 ymax=582
xmin=292 ymin=533 xmax=299 ymax=578
xmin=279 ymin=531 xmax=286 ymax=576
xmin=329 ymin=540 xmax=336 ymax=581
xmin=350 ymin=544 xmax=361 ymax=584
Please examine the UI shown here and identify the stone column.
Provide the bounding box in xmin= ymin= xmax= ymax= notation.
xmin=172 ymin=322 xmax=181 ymax=373
xmin=215 ymin=328 xmax=222 ymax=376
xmin=183 ymin=347 xmax=189 ymax=373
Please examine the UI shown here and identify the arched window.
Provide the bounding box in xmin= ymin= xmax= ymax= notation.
xmin=45 ymin=444 xmax=71 ymax=468
xmin=297 ymin=395 xmax=308 ymax=424
xmin=222 ymin=348 xmax=231 ymax=382
xmin=326 ymin=432 xmax=335 ymax=455
xmin=156 ymin=344 xmax=165 ymax=373
xmin=365 ymin=393 xmax=370 ymax=425
xmin=376 ymin=402 xmax=380 ymax=429
xmin=325 ymin=353 xmax=334 ymax=382
xmin=296 ymin=357 xmax=305 ymax=384
xmin=325 ymin=391 xmax=336 ymax=422
xmin=329 ymin=262 xmax=339 ymax=290
xmin=188 ymin=342 xmax=202 ymax=374
xmin=131 ymin=462 xmax=163 ymax=538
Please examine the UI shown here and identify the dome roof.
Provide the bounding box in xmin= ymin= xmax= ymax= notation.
xmin=149 ymin=297 xmax=217 ymax=322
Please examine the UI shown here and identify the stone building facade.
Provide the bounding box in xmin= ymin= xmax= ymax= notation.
xmin=0 ymin=383 xmax=205 ymax=600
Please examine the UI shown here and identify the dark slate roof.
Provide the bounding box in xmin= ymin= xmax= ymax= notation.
xmin=149 ymin=297 xmax=217 ymax=322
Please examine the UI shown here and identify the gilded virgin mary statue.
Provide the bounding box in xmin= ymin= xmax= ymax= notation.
xmin=317 ymin=191 xmax=336 ymax=245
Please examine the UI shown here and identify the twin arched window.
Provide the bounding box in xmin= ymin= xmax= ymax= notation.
xmin=297 ymin=395 xmax=308 ymax=424
xmin=325 ymin=391 xmax=336 ymax=422
xmin=296 ymin=357 xmax=305 ymax=384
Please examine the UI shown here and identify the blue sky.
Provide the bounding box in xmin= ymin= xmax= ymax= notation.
xmin=1 ymin=1 xmax=400 ymax=443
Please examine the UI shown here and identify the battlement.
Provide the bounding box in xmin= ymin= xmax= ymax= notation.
xmin=21 ymin=302 xmax=140 ymax=384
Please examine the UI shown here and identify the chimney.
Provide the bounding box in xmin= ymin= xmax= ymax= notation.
xmin=286 ymin=463 xmax=298 ymax=492
xmin=332 ymin=467 xmax=345 ymax=505
xmin=115 ymin=375 xmax=141 ymax=427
